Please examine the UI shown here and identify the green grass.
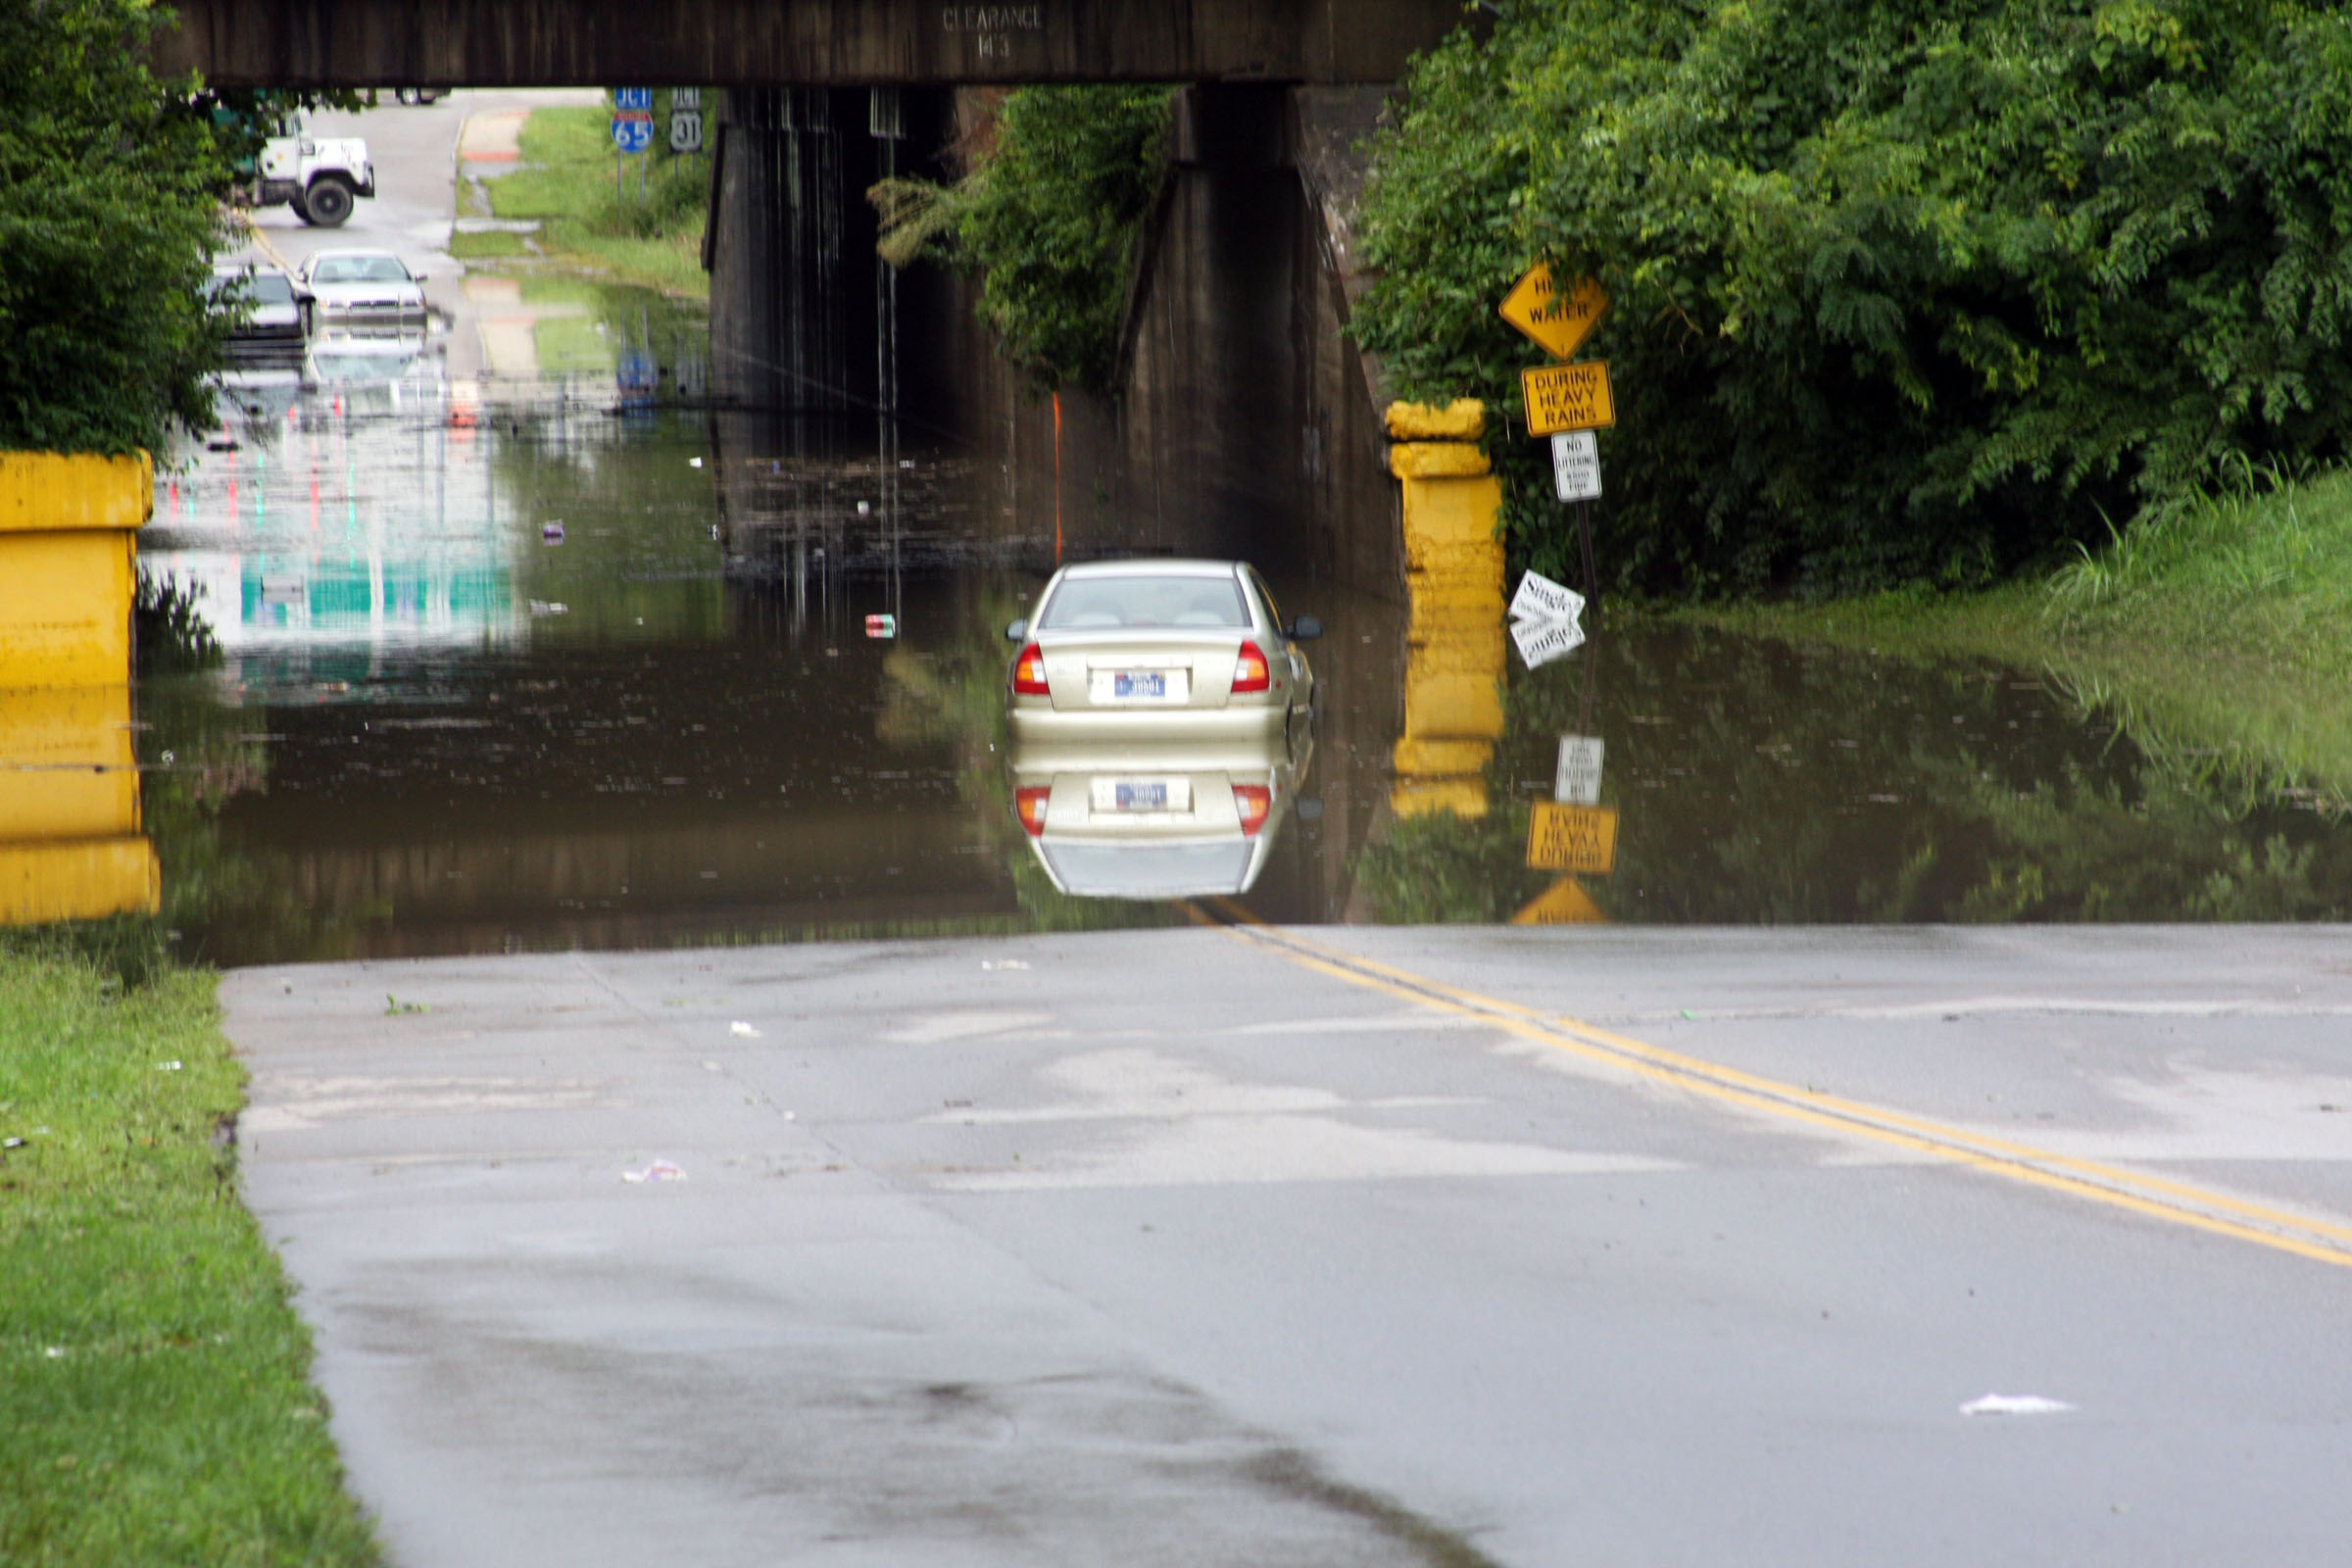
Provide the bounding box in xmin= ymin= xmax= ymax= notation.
xmin=448 ymin=228 xmax=527 ymax=260
xmin=0 ymin=951 xmax=381 ymax=1567
xmin=1680 ymin=466 xmax=2352 ymax=808
xmin=477 ymin=106 xmax=710 ymax=301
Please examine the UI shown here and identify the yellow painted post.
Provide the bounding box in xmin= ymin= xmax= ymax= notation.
xmin=0 ymin=452 xmax=153 ymax=688
xmin=0 ymin=452 xmax=160 ymax=924
xmin=1386 ymin=401 xmax=1505 ymax=817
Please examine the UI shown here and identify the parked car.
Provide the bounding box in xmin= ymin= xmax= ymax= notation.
xmin=1004 ymin=559 xmax=1319 ymax=744
xmin=207 ymin=263 xmax=310 ymax=352
xmin=393 ymin=86 xmax=445 ymax=105
xmin=296 ymin=250 xmax=427 ymax=331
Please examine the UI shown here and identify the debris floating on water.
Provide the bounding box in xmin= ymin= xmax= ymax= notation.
xmin=729 ymin=1021 xmax=760 ymax=1038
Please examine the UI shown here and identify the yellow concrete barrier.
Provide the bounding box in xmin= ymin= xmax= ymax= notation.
xmin=0 ymin=451 xmax=153 ymax=688
xmin=0 ymin=453 xmax=161 ymax=923
xmin=0 ymin=684 xmax=157 ymax=924
xmin=1386 ymin=402 xmax=1506 ymax=818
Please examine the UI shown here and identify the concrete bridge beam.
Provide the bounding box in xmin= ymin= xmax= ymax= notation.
xmin=151 ymin=0 xmax=1465 ymax=89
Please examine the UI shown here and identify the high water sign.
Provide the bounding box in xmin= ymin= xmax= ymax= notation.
xmin=1499 ymin=265 xmax=1608 ymax=362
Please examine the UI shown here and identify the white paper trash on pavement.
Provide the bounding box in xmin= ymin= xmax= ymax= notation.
xmin=1959 ymin=1393 xmax=2076 ymax=1416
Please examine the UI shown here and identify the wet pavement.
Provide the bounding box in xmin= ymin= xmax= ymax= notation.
xmin=137 ymin=276 xmax=2352 ymax=964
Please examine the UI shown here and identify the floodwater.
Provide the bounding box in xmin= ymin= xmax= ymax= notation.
xmin=131 ymin=287 xmax=2352 ymax=965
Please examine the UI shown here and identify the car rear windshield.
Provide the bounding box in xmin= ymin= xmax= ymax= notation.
xmin=1038 ymin=575 xmax=1248 ymax=631
xmin=312 ymin=257 xmax=411 ymax=283
xmin=208 ymin=272 xmax=296 ymax=303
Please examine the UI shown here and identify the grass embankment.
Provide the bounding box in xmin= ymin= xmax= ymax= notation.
xmin=0 ymin=947 xmax=380 ymax=1566
xmin=459 ymin=104 xmax=709 ymax=300
xmin=1684 ymin=468 xmax=2352 ymax=806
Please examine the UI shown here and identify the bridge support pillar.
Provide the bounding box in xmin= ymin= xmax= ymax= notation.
xmin=1384 ymin=402 xmax=1504 ymax=819
xmin=0 ymin=452 xmax=160 ymax=924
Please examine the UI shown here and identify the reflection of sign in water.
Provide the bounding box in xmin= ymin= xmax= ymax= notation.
xmin=1511 ymin=876 xmax=1607 ymax=925
xmin=1522 ymin=361 xmax=1616 ymax=435
xmin=1499 ymin=265 xmax=1608 ymax=362
xmin=617 ymin=349 xmax=659 ymax=408
xmin=1551 ymin=429 xmax=1601 ymax=502
xmin=1555 ymin=735 xmax=1604 ymax=805
xmin=1511 ymin=614 xmax=1585 ymax=669
xmin=1527 ymin=801 xmax=1618 ymax=873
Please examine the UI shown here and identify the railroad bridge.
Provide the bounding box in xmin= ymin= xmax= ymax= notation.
xmin=150 ymin=0 xmax=1461 ymax=88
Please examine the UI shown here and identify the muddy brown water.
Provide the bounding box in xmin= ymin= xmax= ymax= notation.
xmin=134 ymin=293 xmax=2352 ymax=965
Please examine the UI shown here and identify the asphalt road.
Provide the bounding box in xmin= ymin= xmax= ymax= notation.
xmin=223 ymin=921 xmax=2352 ymax=1567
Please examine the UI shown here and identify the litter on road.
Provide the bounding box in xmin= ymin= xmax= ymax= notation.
xmin=1959 ymin=1394 xmax=2076 ymax=1416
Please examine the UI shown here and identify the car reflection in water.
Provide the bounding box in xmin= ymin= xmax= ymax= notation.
xmin=1004 ymin=559 xmax=1321 ymax=899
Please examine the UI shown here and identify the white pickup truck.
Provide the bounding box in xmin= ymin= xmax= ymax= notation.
xmin=235 ymin=118 xmax=376 ymax=227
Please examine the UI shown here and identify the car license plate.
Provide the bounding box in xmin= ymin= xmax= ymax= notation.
xmin=1090 ymin=776 xmax=1192 ymax=813
xmin=1089 ymin=668 xmax=1187 ymax=704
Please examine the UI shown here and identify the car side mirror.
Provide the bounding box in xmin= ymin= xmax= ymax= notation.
xmin=1004 ymin=618 xmax=1028 ymax=642
xmin=1288 ymin=615 xmax=1322 ymax=641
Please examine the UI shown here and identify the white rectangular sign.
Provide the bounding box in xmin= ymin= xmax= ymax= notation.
xmin=1554 ymin=735 xmax=1604 ymax=805
xmin=1511 ymin=613 xmax=1586 ymax=670
xmin=1509 ymin=569 xmax=1586 ymax=626
xmin=1551 ymin=429 xmax=1601 ymax=502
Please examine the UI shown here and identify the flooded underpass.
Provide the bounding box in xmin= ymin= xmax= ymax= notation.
xmin=125 ymin=284 xmax=2352 ymax=966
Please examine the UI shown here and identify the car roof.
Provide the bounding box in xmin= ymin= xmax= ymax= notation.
xmin=1054 ymin=559 xmax=1244 ymax=580
xmin=306 ymin=249 xmax=405 ymax=264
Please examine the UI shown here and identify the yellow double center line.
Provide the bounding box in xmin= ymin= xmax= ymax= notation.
xmin=1192 ymin=900 xmax=2352 ymax=1272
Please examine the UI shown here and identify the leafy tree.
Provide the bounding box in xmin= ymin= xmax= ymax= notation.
xmin=1354 ymin=0 xmax=2352 ymax=595
xmin=872 ymin=85 xmax=1174 ymax=394
xmin=0 ymin=0 xmax=234 ymax=455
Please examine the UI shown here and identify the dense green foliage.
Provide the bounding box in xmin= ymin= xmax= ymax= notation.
xmin=0 ymin=0 xmax=234 ymax=454
xmin=873 ymin=85 xmax=1174 ymax=393
xmin=1355 ymin=0 xmax=2352 ymax=594
xmin=0 ymin=954 xmax=383 ymax=1565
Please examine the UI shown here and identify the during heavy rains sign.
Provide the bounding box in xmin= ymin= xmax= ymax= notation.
xmin=1499 ymin=264 xmax=1609 ymax=362
xmin=1521 ymin=362 xmax=1616 ymax=436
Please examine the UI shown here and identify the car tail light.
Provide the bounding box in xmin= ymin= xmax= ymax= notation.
xmin=1232 ymin=784 xmax=1272 ymax=837
xmin=1232 ymin=640 xmax=1271 ymax=694
xmin=1012 ymin=642 xmax=1050 ymax=696
xmin=1015 ymin=786 xmax=1052 ymax=836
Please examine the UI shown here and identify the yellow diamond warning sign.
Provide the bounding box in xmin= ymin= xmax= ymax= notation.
xmin=1526 ymin=802 xmax=1618 ymax=874
xmin=1521 ymin=361 xmax=1616 ymax=436
xmin=1499 ymin=265 xmax=1608 ymax=362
